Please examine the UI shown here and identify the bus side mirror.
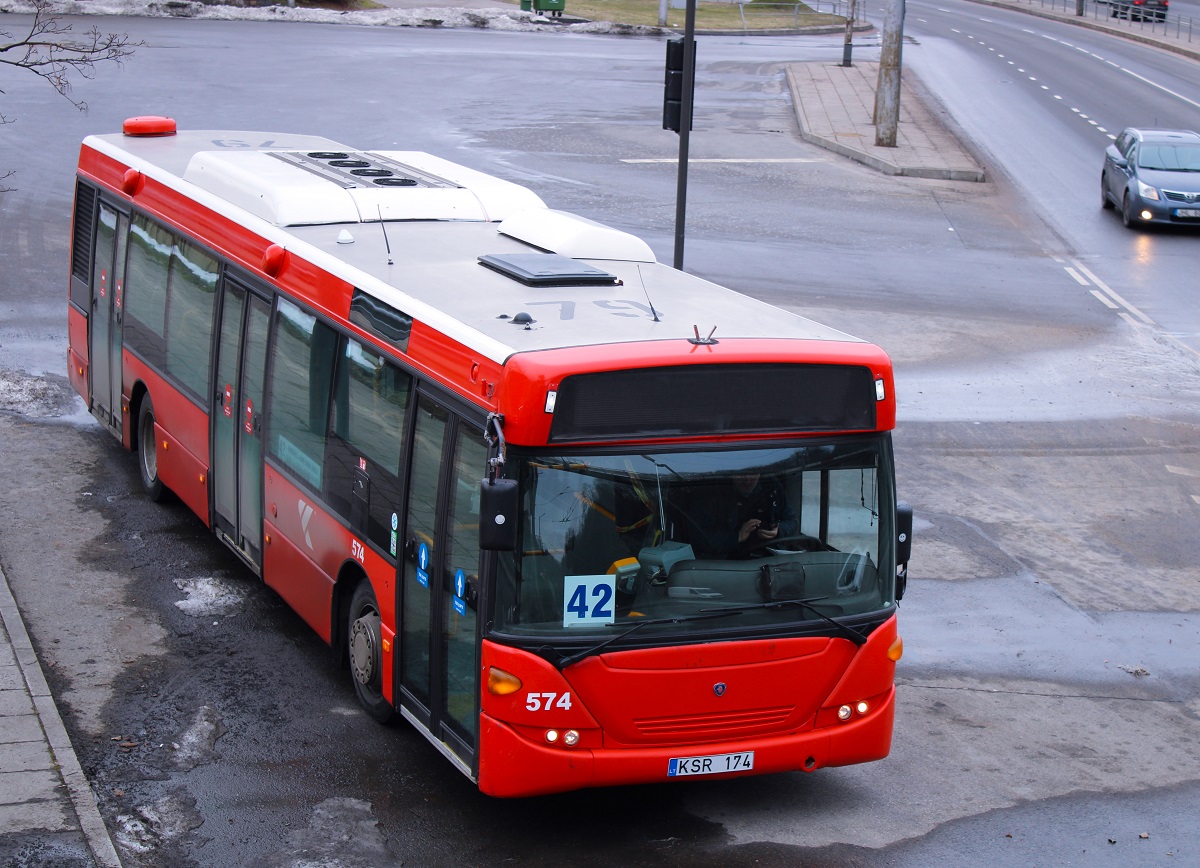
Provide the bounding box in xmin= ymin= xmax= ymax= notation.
xmin=895 ymin=501 xmax=912 ymax=601
xmin=479 ymin=478 xmax=518 ymax=551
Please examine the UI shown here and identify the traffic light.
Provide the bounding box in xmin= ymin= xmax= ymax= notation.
xmin=663 ymin=38 xmax=694 ymax=133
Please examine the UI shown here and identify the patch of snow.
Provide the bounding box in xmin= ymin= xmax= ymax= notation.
xmin=173 ymin=575 xmax=246 ymax=616
xmin=0 ymin=0 xmax=665 ymax=35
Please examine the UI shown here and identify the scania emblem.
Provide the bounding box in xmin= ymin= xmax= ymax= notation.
xmin=713 ymin=682 xmax=727 ymax=697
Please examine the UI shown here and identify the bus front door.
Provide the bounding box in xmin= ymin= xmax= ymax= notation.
xmin=399 ymin=396 xmax=485 ymax=774
xmin=211 ymin=278 xmax=271 ymax=570
xmin=88 ymin=203 xmax=128 ymax=434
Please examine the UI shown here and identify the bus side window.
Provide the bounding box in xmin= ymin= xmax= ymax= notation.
xmin=325 ymin=337 xmax=412 ymax=556
xmin=268 ymin=298 xmax=337 ymax=492
xmin=123 ymin=214 xmax=171 ymax=368
xmin=164 ymin=237 xmax=218 ymax=400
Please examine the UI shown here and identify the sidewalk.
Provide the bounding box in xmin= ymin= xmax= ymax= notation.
xmin=0 ymin=564 xmax=121 ymax=867
xmin=787 ymin=61 xmax=987 ymax=181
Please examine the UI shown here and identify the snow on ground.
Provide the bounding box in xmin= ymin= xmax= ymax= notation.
xmin=0 ymin=0 xmax=665 ymax=34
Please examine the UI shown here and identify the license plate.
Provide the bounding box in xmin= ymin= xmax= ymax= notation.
xmin=667 ymin=751 xmax=755 ymax=777
xmin=1175 ymin=208 xmax=1200 ymax=219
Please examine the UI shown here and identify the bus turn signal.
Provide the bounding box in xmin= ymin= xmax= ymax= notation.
xmin=487 ymin=667 xmax=522 ymax=696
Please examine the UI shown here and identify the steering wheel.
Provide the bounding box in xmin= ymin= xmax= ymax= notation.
xmin=748 ymin=533 xmax=828 ymax=555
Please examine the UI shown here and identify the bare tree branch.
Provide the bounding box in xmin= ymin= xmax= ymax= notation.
xmin=0 ymin=0 xmax=141 ymax=113
xmin=1 ymin=0 xmax=140 ymax=189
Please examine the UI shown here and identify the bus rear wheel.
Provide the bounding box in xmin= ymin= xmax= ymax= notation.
xmin=349 ymin=581 xmax=395 ymax=723
xmin=137 ymin=396 xmax=166 ymax=502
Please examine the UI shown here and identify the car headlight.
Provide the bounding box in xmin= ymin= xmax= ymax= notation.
xmin=1136 ymin=179 xmax=1161 ymax=201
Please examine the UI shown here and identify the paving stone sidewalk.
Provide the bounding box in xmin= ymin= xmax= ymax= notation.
xmin=787 ymin=60 xmax=987 ymax=181
xmin=0 ymin=564 xmax=121 ymax=867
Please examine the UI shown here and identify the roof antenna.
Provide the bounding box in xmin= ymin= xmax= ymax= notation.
xmin=377 ymin=206 xmax=393 ymax=266
xmin=636 ymin=265 xmax=660 ymax=322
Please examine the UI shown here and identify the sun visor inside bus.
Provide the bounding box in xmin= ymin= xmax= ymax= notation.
xmin=478 ymin=253 xmax=620 ymax=287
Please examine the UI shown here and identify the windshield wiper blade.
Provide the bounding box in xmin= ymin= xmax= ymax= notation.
xmin=552 ymin=610 xmax=742 ymax=670
xmin=701 ymin=596 xmax=867 ymax=646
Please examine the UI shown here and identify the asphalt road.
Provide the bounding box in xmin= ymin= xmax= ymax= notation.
xmin=0 ymin=8 xmax=1199 ymax=867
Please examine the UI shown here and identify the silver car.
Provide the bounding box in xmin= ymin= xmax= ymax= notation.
xmin=1102 ymin=128 xmax=1200 ymax=228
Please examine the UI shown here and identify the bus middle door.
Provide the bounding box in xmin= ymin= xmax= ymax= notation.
xmin=211 ymin=277 xmax=271 ymax=570
xmin=399 ymin=395 xmax=486 ymax=774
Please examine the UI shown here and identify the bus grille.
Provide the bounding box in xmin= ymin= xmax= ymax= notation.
xmin=634 ymin=706 xmax=794 ymax=738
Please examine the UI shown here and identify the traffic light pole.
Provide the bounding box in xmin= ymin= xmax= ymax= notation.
xmin=673 ymin=0 xmax=696 ymax=271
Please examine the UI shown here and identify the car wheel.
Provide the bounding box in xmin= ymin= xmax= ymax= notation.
xmin=1101 ymin=174 xmax=1113 ymax=210
xmin=1121 ymin=192 xmax=1137 ymax=228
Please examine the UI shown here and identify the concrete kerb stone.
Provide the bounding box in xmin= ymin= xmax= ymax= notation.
xmin=786 ymin=61 xmax=987 ymax=182
xmin=0 ymin=563 xmax=122 ymax=868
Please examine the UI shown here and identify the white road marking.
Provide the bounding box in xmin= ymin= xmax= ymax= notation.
xmin=1070 ymin=259 xmax=1155 ymax=325
xmin=620 ymin=158 xmax=826 ymax=164
xmin=1118 ymin=67 xmax=1200 ymax=111
xmin=1065 ymin=267 xmax=1090 ymax=286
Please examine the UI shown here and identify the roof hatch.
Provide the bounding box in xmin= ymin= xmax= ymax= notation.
xmin=478 ymin=253 xmax=620 ymax=287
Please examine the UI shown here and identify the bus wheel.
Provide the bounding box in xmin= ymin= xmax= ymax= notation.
xmin=137 ymin=397 xmax=166 ymax=502
xmin=349 ymin=581 xmax=395 ymax=723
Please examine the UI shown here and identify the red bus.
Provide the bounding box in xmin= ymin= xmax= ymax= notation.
xmin=68 ymin=117 xmax=912 ymax=797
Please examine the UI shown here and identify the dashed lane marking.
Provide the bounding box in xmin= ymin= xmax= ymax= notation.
xmin=1166 ymin=466 xmax=1200 ymax=479
xmin=1069 ymin=258 xmax=1155 ymax=325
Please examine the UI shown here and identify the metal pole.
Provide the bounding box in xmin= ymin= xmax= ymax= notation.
xmin=673 ymin=0 xmax=697 ymax=271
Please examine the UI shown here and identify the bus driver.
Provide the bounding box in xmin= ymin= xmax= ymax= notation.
xmin=681 ymin=473 xmax=798 ymax=559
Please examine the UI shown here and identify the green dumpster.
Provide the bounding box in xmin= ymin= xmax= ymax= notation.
xmin=533 ymin=0 xmax=564 ymax=16
xmin=520 ymin=0 xmax=531 ymax=9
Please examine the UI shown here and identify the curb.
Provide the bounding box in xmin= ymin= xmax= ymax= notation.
xmin=785 ymin=63 xmax=987 ymax=182
xmin=0 ymin=564 xmax=122 ymax=868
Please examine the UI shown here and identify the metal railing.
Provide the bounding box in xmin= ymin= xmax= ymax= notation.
xmin=1015 ymin=0 xmax=1195 ymax=42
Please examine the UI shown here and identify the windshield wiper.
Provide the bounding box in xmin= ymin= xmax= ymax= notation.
xmin=551 ymin=610 xmax=743 ymax=670
xmin=701 ymin=596 xmax=867 ymax=646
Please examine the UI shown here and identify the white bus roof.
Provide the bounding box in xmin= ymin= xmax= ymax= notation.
xmin=83 ymin=128 xmax=863 ymax=364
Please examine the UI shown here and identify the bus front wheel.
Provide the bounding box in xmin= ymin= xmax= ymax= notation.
xmin=137 ymin=397 xmax=166 ymax=502
xmin=349 ymin=580 xmax=396 ymax=724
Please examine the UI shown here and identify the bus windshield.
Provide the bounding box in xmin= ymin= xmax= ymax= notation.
xmin=493 ymin=437 xmax=895 ymax=644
